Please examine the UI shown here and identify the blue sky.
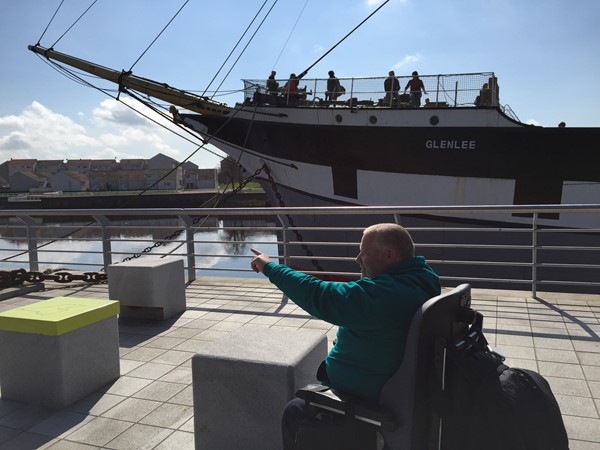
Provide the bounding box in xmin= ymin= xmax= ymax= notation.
xmin=1 ymin=0 xmax=599 ymax=169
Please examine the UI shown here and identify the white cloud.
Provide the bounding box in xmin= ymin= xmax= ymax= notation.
xmin=92 ymin=97 xmax=172 ymax=129
xmin=393 ymin=53 xmax=423 ymax=70
xmin=0 ymin=102 xmax=100 ymax=161
xmin=0 ymin=100 xmax=190 ymax=164
xmin=0 ymin=99 xmax=224 ymax=168
xmin=100 ymin=127 xmax=183 ymax=159
xmin=0 ymin=131 xmax=31 ymax=150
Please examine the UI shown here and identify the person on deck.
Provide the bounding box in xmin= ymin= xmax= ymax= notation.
xmin=325 ymin=70 xmax=344 ymax=101
xmin=404 ymin=71 xmax=427 ymax=107
xmin=283 ymin=73 xmax=302 ymax=102
xmin=384 ymin=70 xmax=400 ymax=104
xmin=250 ymin=223 xmax=441 ymax=449
xmin=475 ymin=82 xmax=492 ymax=107
xmin=267 ymin=70 xmax=279 ymax=94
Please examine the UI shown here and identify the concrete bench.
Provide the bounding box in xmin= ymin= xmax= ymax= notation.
xmin=0 ymin=297 xmax=120 ymax=409
xmin=108 ymin=256 xmax=186 ymax=320
xmin=192 ymin=326 xmax=327 ymax=450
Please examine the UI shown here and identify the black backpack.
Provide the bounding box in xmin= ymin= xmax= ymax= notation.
xmin=441 ymin=310 xmax=569 ymax=450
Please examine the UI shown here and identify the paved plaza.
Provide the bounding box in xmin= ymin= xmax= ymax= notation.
xmin=0 ymin=277 xmax=600 ymax=449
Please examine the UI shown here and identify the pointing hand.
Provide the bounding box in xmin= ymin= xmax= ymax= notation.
xmin=250 ymin=248 xmax=271 ymax=273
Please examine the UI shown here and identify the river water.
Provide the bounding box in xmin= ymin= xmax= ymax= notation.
xmin=0 ymin=217 xmax=278 ymax=277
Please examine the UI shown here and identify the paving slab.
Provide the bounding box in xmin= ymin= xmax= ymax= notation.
xmin=0 ymin=278 xmax=598 ymax=449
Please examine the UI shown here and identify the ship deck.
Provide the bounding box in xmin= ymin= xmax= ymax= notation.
xmin=0 ymin=278 xmax=599 ymax=449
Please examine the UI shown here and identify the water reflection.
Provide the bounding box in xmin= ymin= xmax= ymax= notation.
xmin=0 ymin=217 xmax=278 ymax=276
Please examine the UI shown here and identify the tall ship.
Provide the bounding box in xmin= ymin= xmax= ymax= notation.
xmin=28 ymin=44 xmax=599 ymax=228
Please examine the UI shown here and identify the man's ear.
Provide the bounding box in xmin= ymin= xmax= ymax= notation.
xmin=384 ymin=247 xmax=396 ymax=263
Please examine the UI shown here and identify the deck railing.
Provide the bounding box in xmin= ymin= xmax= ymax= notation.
xmin=243 ymin=72 xmax=497 ymax=108
xmin=0 ymin=204 xmax=599 ymax=296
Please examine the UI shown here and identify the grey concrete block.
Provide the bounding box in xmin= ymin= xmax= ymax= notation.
xmin=108 ymin=257 xmax=186 ymax=320
xmin=0 ymin=316 xmax=120 ymax=409
xmin=192 ymin=326 xmax=327 ymax=450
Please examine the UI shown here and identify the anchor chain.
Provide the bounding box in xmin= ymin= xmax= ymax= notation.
xmin=0 ymin=269 xmax=107 ymax=290
xmin=217 ymin=167 xmax=264 ymax=206
xmin=263 ymin=165 xmax=324 ymax=272
xmin=120 ymin=228 xmax=184 ymax=264
xmin=121 ymin=167 xmax=264 ymax=264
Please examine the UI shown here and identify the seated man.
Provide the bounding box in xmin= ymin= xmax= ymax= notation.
xmin=478 ymin=82 xmax=492 ymax=106
xmin=267 ymin=70 xmax=280 ymax=94
xmin=250 ymin=223 xmax=441 ymax=449
xmin=283 ymin=74 xmax=306 ymax=104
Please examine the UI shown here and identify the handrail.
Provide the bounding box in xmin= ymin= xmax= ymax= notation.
xmin=244 ymin=72 xmax=497 ymax=109
xmin=1 ymin=203 xmax=599 ymax=217
xmin=0 ymin=204 xmax=599 ymax=296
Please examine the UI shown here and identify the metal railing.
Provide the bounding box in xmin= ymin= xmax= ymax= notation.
xmin=0 ymin=204 xmax=599 ymax=296
xmin=243 ymin=72 xmax=497 ymax=108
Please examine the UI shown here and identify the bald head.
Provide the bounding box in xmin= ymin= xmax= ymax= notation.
xmin=364 ymin=223 xmax=414 ymax=260
xmin=356 ymin=223 xmax=415 ymax=278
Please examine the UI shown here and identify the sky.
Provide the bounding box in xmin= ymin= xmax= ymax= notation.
xmin=1 ymin=0 xmax=599 ymax=169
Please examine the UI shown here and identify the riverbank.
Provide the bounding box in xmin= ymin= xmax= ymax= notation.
xmin=0 ymin=189 xmax=268 ymax=210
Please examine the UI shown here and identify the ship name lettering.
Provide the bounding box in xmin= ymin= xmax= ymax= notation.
xmin=425 ymin=140 xmax=476 ymax=150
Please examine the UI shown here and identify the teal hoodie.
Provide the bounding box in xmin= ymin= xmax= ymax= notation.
xmin=263 ymin=256 xmax=441 ymax=402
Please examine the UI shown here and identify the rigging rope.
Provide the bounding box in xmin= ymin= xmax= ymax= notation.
xmin=11 ymin=52 xmax=293 ymax=265
xmin=2 ymin=56 xmax=213 ymax=264
xmin=297 ymin=0 xmax=390 ymax=79
xmin=271 ymin=0 xmax=309 ymax=70
xmin=202 ymin=0 xmax=272 ymax=97
xmin=129 ymin=0 xmax=189 ymax=72
xmin=37 ymin=0 xmax=66 ymax=45
xmin=210 ymin=0 xmax=279 ymax=99
xmin=50 ymin=0 xmax=99 ymax=48
xmin=25 ymin=2 xmax=315 ymax=267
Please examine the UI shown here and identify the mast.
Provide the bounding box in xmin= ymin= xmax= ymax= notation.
xmin=28 ymin=44 xmax=231 ymax=116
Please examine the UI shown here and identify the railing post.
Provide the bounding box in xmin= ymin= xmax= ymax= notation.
xmin=18 ymin=215 xmax=39 ymax=272
xmin=93 ymin=215 xmax=112 ymax=270
xmin=276 ymin=215 xmax=289 ymax=267
xmin=454 ymin=80 xmax=458 ymax=107
xmin=532 ymin=212 xmax=539 ymax=297
xmin=349 ymin=78 xmax=355 ymax=108
xmin=179 ymin=214 xmax=196 ymax=282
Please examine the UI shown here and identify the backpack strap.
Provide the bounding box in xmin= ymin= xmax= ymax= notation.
xmin=458 ymin=308 xmax=506 ymax=362
xmin=456 ymin=308 xmax=488 ymax=352
xmin=496 ymin=364 xmax=510 ymax=376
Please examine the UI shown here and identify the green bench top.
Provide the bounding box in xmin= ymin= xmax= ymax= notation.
xmin=0 ymin=297 xmax=119 ymax=336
